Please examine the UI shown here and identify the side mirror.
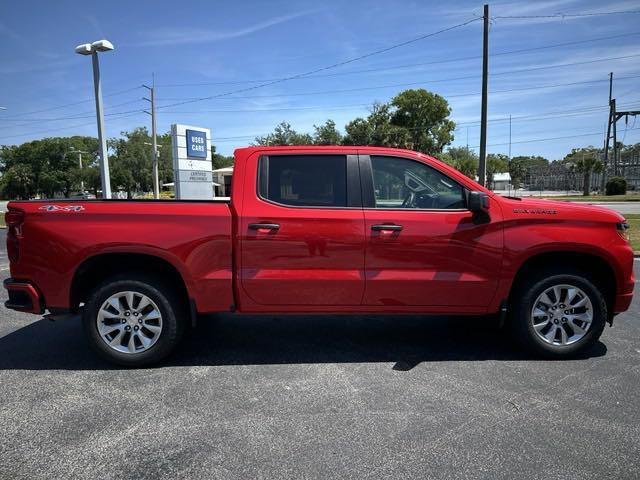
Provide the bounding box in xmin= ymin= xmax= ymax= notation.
xmin=467 ymin=191 xmax=490 ymax=213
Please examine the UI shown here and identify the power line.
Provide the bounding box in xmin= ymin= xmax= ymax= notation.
xmin=3 ymin=86 xmax=143 ymax=119
xmin=156 ymin=73 xmax=640 ymax=102
xmin=0 ymin=107 xmax=147 ymax=126
xmin=155 ymin=18 xmax=481 ymax=111
xmin=456 ymin=100 xmax=640 ymax=127
xmin=0 ymin=100 xmax=146 ymax=124
xmin=157 ymin=53 xmax=640 ymax=102
xmin=494 ymin=10 xmax=640 ymax=20
xmin=157 ymin=103 xmax=371 ymax=114
xmin=482 ymin=127 xmax=640 ymax=148
xmin=157 ymin=31 xmax=640 ymax=88
xmin=0 ymin=111 xmax=146 ymax=141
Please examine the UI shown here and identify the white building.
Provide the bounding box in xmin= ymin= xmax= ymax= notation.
xmin=212 ymin=166 xmax=233 ymax=197
xmin=492 ymin=172 xmax=511 ymax=191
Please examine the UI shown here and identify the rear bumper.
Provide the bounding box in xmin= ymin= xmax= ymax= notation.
xmin=3 ymin=278 xmax=44 ymax=314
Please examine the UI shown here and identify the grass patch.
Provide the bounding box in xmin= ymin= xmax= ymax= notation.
xmin=541 ymin=194 xmax=640 ymax=202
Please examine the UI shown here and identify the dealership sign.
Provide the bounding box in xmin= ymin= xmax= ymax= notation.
xmin=171 ymin=124 xmax=213 ymax=199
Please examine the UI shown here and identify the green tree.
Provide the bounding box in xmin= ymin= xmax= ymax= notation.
xmin=109 ymin=127 xmax=154 ymax=198
xmin=211 ymin=144 xmax=234 ymax=170
xmin=0 ymin=137 xmax=91 ymax=198
xmin=510 ymin=155 xmax=549 ymax=169
xmin=313 ymin=120 xmax=342 ymax=145
xmin=563 ymin=147 xmax=603 ymax=196
xmin=440 ymin=147 xmax=478 ymax=179
xmin=254 ymin=121 xmax=313 ymax=146
xmin=389 ymin=89 xmax=455 ymax=154
xmin=486 ymin=153 xmax=509 ymax=189
xmin=509 ymin=157 xmax=527 ymax=190
xmin=0 ymin=163 xmax=34 ymax=199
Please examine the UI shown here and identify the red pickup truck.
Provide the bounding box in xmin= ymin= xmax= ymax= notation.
xmin=4 ymin=146 xmax=634 ymax=366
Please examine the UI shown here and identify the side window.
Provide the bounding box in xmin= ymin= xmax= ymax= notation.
xmin=370 ymin=156 xmax=465 ymax=209
xmin=259 ymin=155 xmax=347 ymax=207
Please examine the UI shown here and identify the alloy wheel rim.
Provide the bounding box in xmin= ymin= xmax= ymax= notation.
xmin=96 ymin=291 xmax=163 ymax=354
xmin=530 ymin=283 xmax=593 ymax=346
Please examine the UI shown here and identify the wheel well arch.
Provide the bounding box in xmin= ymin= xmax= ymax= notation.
xmin=509 ymin=251 xmax=616 ymax=314
xmin=70 ymin=252 xmax=190 ymax=311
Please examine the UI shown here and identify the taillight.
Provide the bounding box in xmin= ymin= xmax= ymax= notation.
xmin=5 ymin=209 xmax=24 ymax=228
xmin=617 ymin=221 xmax=630 ymax=243
xmin=5 ymin=208 xmax=24 ymax=263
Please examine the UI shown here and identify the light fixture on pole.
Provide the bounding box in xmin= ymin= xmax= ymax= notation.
xmin=75 ymin=39 xmax=114 ymax=199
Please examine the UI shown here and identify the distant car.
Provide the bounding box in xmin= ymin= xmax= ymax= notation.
xmin=68 ymin=192 xmax=96 ymax=200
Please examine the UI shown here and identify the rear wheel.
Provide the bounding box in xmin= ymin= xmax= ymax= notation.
xmin=511 ymin=270 xmax=607 ymax=358
xmin=82 ymin=275 xmax=185 ymax=367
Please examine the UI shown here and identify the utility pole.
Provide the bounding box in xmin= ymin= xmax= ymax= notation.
xmin=508 ymin=114 xmax=512 ymax=159
xmin=478 ymin=3 xmax=489 ymax=186
xmin=143 ymin=75 xmax=159 ymax=199
xmin=508 ymin=114 xmax=512 ymax=195
xmin=601 ymin=73 xmax=613 ymax=192
xmin=71 ymin=148 xmax=88 ymax=192
xmin=612 ymin=98 xmax=618 ymax=176
xmin=602 ymin=73 xmax=640 ymax=184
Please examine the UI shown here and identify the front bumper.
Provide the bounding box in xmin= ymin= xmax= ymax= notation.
xmin=614 ymin=291 xmax=634 ymax=313
xmin=4 ymin=278 xmax=44 ymax=314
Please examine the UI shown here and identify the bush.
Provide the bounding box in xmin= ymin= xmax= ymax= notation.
xmin=606 ymin=177 xmax=627 ymax=196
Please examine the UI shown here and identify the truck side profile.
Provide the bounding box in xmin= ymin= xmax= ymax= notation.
xmin=4 ymin=146 xmax=635 ymax=366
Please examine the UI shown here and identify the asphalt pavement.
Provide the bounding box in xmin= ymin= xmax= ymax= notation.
xmin=0 ymin=228 xmax=639 ymax=479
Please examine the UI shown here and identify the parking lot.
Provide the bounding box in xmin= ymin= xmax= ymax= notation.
xmin=0 ymin=228 xmax=638 ymax=479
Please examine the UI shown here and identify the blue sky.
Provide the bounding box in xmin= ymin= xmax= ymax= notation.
xmin=1 ymin=0 xmax=639 ymax=160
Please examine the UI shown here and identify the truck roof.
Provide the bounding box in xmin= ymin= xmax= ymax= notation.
xmin=233 ymin=145 xmax=436 ymax=159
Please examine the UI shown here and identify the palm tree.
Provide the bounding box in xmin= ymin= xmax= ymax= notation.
xmin=573 ymin=156 xmax=603 ymax=196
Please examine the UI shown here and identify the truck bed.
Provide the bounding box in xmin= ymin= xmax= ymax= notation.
xmin=7 ymin=199 xmax=234 ymax=313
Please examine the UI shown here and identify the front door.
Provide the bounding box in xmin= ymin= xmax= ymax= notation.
xmin=360 ymin=154 xmax=503 ymax=309
xmin=239 ymin=152 xmax=365 ymax=307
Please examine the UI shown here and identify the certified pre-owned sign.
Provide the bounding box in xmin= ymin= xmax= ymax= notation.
xmin=171 ymin=124 xmax=214 ymax=200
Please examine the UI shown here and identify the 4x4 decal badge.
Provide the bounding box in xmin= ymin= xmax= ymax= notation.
xmin=39 ymin=205 xmax=85 ymax=212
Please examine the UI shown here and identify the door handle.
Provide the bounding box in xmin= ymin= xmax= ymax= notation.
xmin=371 ymin=224 xmax=403 ymax=231
xmin=249 ymin=223 xmax=280 ymax=230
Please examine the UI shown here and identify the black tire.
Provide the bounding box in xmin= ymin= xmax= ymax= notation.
xmin=82 ymin=274 xmax=185 ymax=367
xmin=510 ymin=269 xmax=607 ymax=358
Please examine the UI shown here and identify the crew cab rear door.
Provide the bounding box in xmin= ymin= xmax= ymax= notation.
xmin=238 ymin=151 xmax=365 ymax=307
xmin=359 ymin=153 xmax=503 ymax=309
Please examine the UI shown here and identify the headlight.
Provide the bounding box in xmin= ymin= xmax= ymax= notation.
xmin=617 ymin=221 xmax=630 ymax=242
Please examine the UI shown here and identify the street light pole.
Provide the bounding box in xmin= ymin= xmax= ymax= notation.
xmin=75 ymin=40 xmax=114 ymax=199
xmin=91 ymin=51 xmax=111 ymax=198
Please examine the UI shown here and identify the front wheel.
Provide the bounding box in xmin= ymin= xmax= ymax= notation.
xmin=82 ymin=275 xmax=185 ymax=367
xmin=511 ymin=271 xmax=607 ymax=358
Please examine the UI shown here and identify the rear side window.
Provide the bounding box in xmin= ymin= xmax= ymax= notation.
xmin=259 ymin=155 xmax=347 ymax=207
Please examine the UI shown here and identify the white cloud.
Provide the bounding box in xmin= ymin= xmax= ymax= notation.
xmin=134 ymin=10 xmax=318 ymax=47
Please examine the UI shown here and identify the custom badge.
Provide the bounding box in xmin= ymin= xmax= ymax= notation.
xmin=513 ymin=208 xmax=557 ymax=214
